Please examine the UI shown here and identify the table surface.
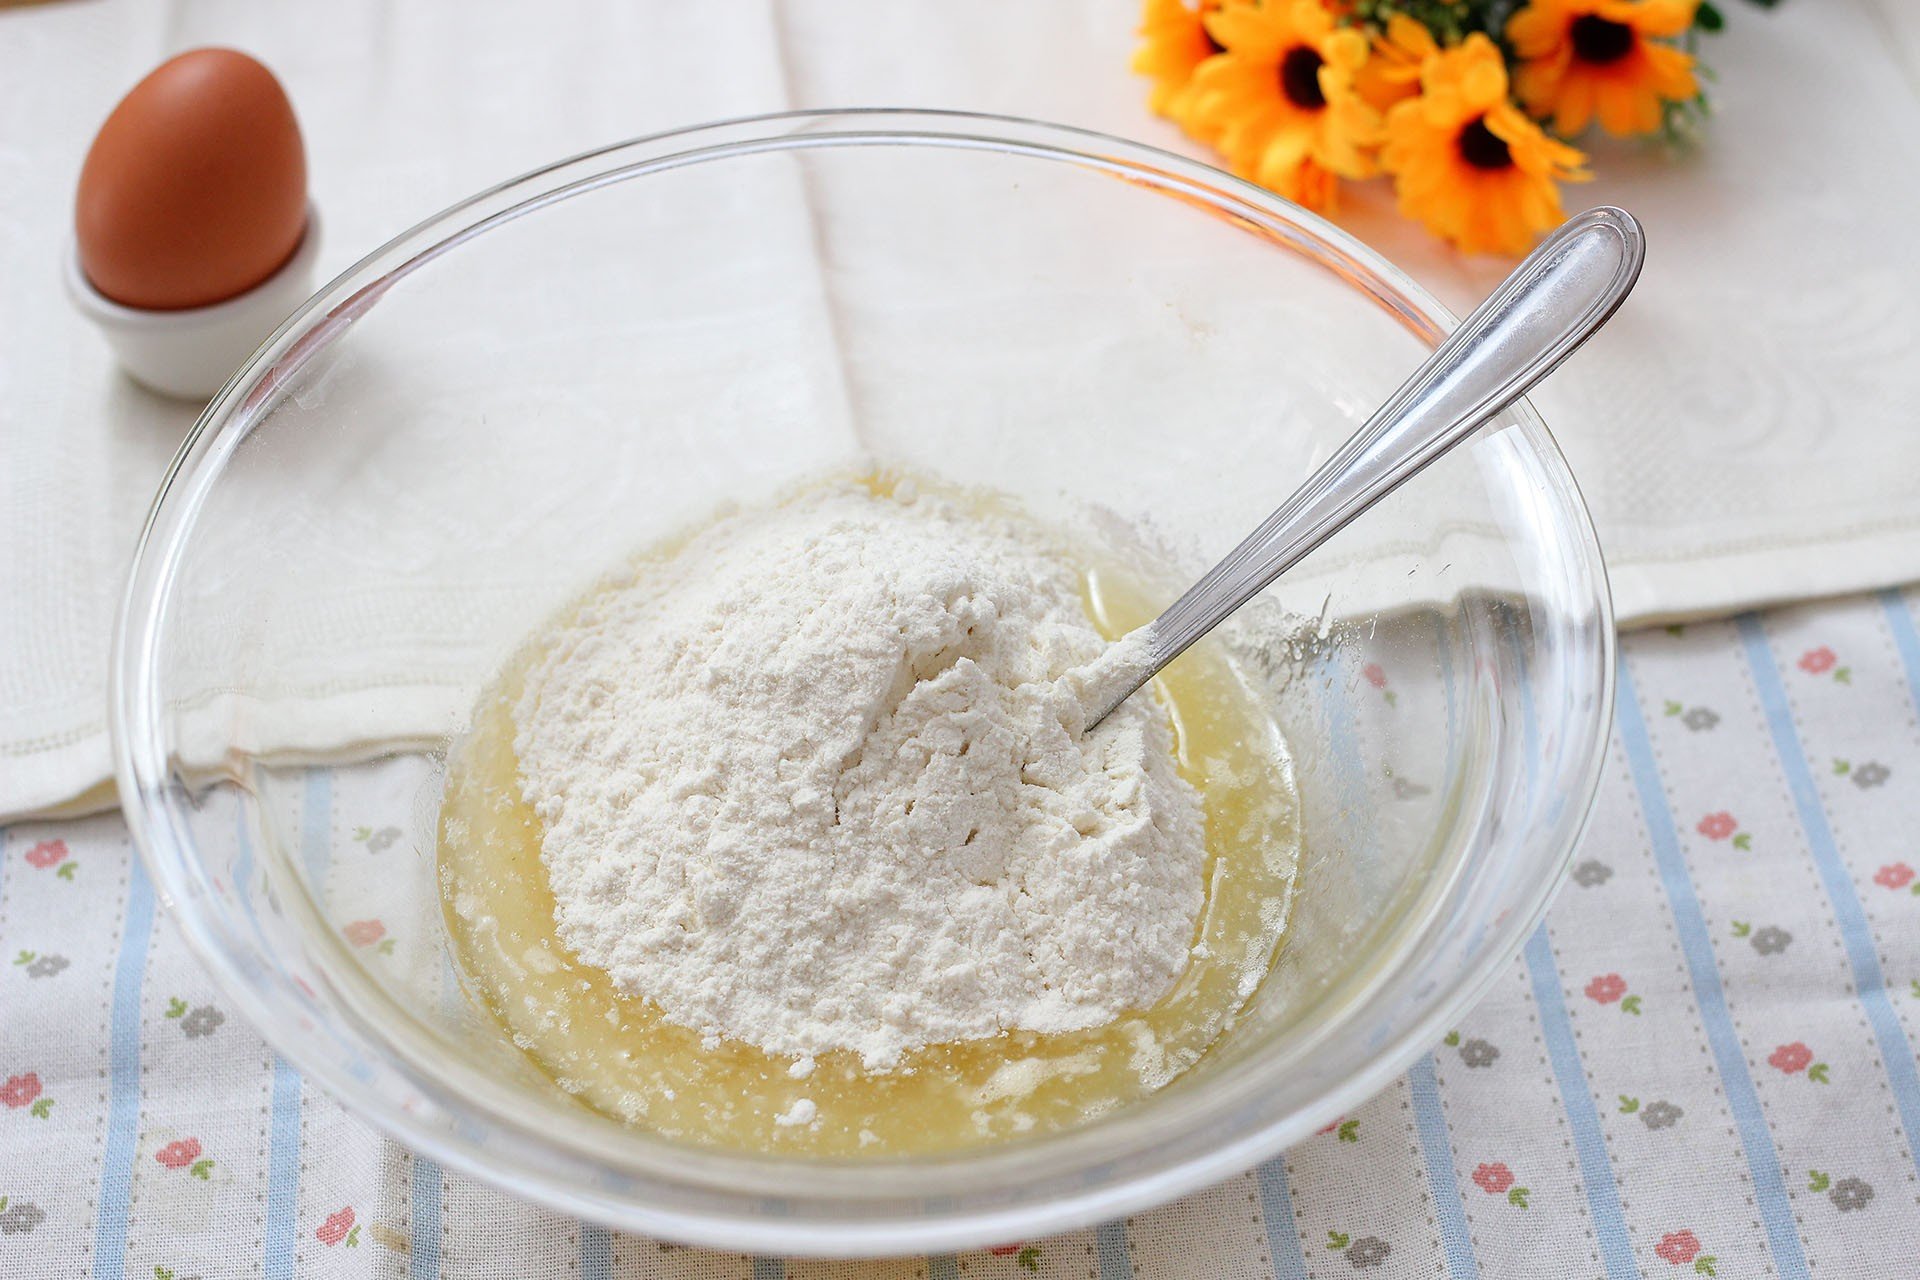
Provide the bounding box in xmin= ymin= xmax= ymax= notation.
xmin=3 ymin=587 xmax=1918 ymax=1277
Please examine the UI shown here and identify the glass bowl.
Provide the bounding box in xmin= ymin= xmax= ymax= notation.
xmin=112 ymin=111 xmax=1613 ymax=1255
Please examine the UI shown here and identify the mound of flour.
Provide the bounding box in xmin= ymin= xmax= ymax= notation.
xmin=514 ymin=483 xmax=1205 ymax=1069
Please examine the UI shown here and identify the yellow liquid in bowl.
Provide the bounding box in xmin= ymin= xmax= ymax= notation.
xmin=437 ymin=522 xmax=1300 ymax=1156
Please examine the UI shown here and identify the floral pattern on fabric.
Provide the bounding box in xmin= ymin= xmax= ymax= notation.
xmin=3 ymin=593 xmax=1920 ymax=1278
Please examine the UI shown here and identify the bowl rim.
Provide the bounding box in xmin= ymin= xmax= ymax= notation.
xmin=110 ymin=107 xmax=1617 ymax=1255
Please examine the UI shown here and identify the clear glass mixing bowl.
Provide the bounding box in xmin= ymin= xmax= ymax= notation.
xmin=112 ymin=111 xmax=1613 ymax=1255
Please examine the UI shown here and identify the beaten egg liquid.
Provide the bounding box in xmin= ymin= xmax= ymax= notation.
xmin=437 ymin=554 xmax=1300 ymax=1156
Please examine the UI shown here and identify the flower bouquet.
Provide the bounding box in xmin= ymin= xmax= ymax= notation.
xmin=1134 ymin=0 xmax=1771 ymax=254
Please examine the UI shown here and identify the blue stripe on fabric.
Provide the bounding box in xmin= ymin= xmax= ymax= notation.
xmin=1615 ymin=652 xmax=1810 ymax=1279
xmin=578 ymin=1223 xmax=612 ymax=1280
xmin=1093 ymin=1219 xmax=1130 ymax=1280
xmin=1739 ymin=614 xmax=1920 ymax=1181
xmin=1404 ymin=618 xmax=1483 ymax=1280
xmin=1407 ymin=1056 xmax=1479 ymax=1280
xmin=1521 ymin=927 xmax=1637 ymax=1280
xmin=1881 ymin=589 xmax=1920 ymax=719
xmin=265 ymin=1059 xmax=302 ymax=1280
xmin=750 ymin=1255 xmax=785 ymax=1280
xmin=1256 ymin=1158 xmax=1310 ymax=1280
xmin=927 ymin=1255 xmax=959 ymax=1280
xmin=410 ymin=1153 xmax=444 ymax=1280
xmin=1489 ymin=612 xmax=1643 ymax=1277
xmin=91 ymin=854 xmax=156 ymax=1280
xmin=302 ymin=769 xmax=333 ymax=903
xmin=1328 ymin=623 xmax=1478 ymax=1278
xmin=266 ymin=776 xmax=333 ymax=1280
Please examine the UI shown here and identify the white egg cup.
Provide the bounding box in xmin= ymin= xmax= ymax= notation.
xmin=65 ymin=203 xmax=321 ymax=400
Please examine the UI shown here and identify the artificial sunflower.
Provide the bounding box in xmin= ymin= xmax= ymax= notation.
xmin=1353 ymin=13 xmax=1437 ymax=114
xmin=1186 ymin=0 xmax=1379 ymax=210
xmin=1508 ymin=0 xmax=1700 ymax=137
xmin=1133 ymin=0 xmax=1229 ymax=135
xmin=1380 ymin=33 xmax=1589 ymax=255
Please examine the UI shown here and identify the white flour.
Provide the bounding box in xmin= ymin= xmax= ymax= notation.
xmin=514 ymin=482 xmax=1205 ymax=1070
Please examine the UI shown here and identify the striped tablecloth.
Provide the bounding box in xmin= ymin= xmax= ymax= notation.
xmin=4 ymin=587 xmax=1919 ymax=1278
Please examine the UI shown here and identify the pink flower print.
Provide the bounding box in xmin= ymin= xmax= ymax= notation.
xmin=1363 ymin=663 xmax=1388 ymax=689
xmin=1874 ymin=863 xmax=1914 ymax=890
xmin=0 ymin=1073 xmax=42 ymax=1108
xmin=316 ymin=1206 xmax=355 ymax=1246
xmin=155 ymin=1137 xmax=202 ymax=1169
xmin=342 ymin=920 xmax=385 ymax=947
xmin=988 ymin=1244 xmax=1020 ymax=1257
xmin=1655 ymin=1231 xmax=1701 ymax=1265
xmin=1584 ymin=973 xmax=1627 ymax=1005
xmin=1768 ymin=1042 xmax=1812 ymax=1074
xmin=1798 ymin=647 xmax=1836 ymax=675
xmin=24 ymin=840 xmax=67 ymax=869
xmin=1471 ymin=1162 xmax=1515 ymax=1194
xmin=1696 ymin=812 xmax=1737 ymax=841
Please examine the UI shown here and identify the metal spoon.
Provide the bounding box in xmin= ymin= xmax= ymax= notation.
xmin=1082 ymin=206 xmax=1644 ymax=730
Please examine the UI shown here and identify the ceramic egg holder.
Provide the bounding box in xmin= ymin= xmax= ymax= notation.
xmin=66 ymin=205 xmax=321 ymax=401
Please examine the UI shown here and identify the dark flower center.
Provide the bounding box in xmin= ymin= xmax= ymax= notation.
xmin=1457 ymin=117 xmax=1513 ymax=170
xmin=1279 ymin=46 xmax=1327 ymax=109
xmin=1570 ymin=14 xmax=1634 ymax=64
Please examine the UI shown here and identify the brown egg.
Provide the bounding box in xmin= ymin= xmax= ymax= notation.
xmin=77 ymin=48 xmax=307 ymax=311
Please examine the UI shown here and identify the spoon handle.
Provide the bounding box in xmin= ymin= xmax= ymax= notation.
xmin=1092 ymin=206 xmax=1644 ymax=727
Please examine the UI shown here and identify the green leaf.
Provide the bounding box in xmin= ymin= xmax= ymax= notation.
xmin=165 ymin=997 xmax=188 ymax=1018
xmin=1911 ymin=883 xmax=1920 ymax=897
xmin=1383 ymin=690 xmax=1397 ymax=707
xmin=1338 ymin=1119 xmax=1360 ymax=1143
xmin=56 ymin=861 xmax=76 ymax=880
xmin=1833 ymin=759 xmax=1850 ymax=775
xmin=1508 ymin=1187 xmax=1529 ymax=1208
xmin=1443 ymin=1030 xmax=1460 ymax=1046
xmin=1621 ymin=995 xmax=1642 ymax=1015
xmin=190 ymin=1158 xmax=214 ymax=1180
xmin=347 ymin=1224 xmax=362 ymax=1249
xmin=1328 ymin=1230 xmax=1350 ymax=1251
xmin=1807 ymin=1169 xmax=1830 ymax=1192
xmin=1732 ymin=833 xmax=1752 ymax=851
xmin=1618 ymin=1095 xmax=1639 ymax=1113
xmin=30 ymin=1097 xmax=53 ymax=1118
xmin=1910 ymin=979 xmax=1920 ymax=998
xmin=156 ymin=1269 xmax=174 ymax=1280
xmin=1835 ymin=668 xmax=1852 ymax=684
xmin=1694 ymin=1 xmax=1725 ymax=30
xmin=1664 ymin=700 xmax=1683 ymax=716
xmin=1730 ymin=921 xmax=1751 ymax=937
xmin=377 ymin=938 xmax=396 ymax=955
xmin=1666 ymin=624 xmax=1686 ymax=637
xmin=0 ymin=1196 xmax=7 ymax=1212
xmin=12 ymin=950 xmax=32 ymax=965
xmin=1808 ymin=1062 xmax=1829 ymax=1083
xmin=1695 ymin=1257 xmax=1717 ymax=1277
xmin=1017 ymin=1245 xmax=1039 ymax=1272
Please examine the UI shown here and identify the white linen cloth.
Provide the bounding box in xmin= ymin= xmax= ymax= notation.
xmin=4 ymin=0 xmax=1919 ymax=820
